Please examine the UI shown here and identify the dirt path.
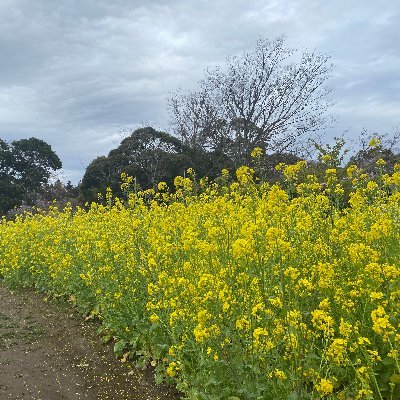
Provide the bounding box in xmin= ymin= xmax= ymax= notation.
xmin=0 ymin=283 xmax=180 ymax=400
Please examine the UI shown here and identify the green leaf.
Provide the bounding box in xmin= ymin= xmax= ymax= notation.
xmin=113 ymin=339 xmax=127 ymax=357
xmin=382 ymin=356 xmax=395 ymax=366
xmin=100 ymin=334 xmax=112 ymax=344
xmin=287 ymin=392 xmax=301 ymax=400
xmin=390 ymin=374 xmax=400 ymax=384
xmin=154 ymin=373 xmax=164 ymax=385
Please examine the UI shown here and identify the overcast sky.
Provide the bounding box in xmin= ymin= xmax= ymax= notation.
xmin=0 ymin=0 xmax=399 ymax=183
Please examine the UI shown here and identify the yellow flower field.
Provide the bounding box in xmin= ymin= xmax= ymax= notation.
xmin=1 ymin=162 xmax=400 ymax=399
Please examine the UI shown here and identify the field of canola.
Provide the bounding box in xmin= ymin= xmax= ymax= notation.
xmin=1 ymin=160 xmax=400 ymax=400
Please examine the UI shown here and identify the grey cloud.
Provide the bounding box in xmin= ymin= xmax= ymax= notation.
xmin=0 ymin=0 xmax=399 ymax=183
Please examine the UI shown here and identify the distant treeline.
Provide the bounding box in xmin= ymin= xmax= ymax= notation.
xmin=1 ymin=127 xmax=399 ymax=216
xmin=1 ymin=36 xmax=399 ymax=215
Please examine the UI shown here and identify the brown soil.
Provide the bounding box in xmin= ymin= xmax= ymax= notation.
xmin=0 ymin=283 xmax=180 ymax=400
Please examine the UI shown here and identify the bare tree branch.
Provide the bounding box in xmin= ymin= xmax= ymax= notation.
xmin=167 ymin=36 xmax=333 ymax=167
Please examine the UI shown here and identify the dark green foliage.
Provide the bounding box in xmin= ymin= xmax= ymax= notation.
xmin=79 ymin=156 xmax=121 ymax=203
xmin=79 ymin=127 xmax=213 ymax=203
xmin=0 ymin=138 xmax=62 ymax=214
xmin=253 ymin=152 xmax=302 ymax=183
xmin=345 ymin=130 xmax=400 ymax=177
xmin=348 ymin=146 xmax=400 ymax=177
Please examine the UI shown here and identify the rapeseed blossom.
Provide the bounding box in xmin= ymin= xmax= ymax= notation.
xmin=315 ymin=378 xmax=334 ymax=396
xmin=1 ymin=160 xmax=400 ymax=399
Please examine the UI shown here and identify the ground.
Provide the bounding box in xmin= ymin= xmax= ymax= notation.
xmin=0 ymin=283 xmax=180 ymax=400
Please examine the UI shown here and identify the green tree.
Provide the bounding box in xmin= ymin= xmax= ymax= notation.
xmin=79 ymin=156 xmax=122 ymax=203
xmin=79 ymin=127 xmax=211 ymax=203
xmin=254 ymin=151 xmax=302 ymax=183
xmin=347 ymin=132 xmax=400 ymax=177
xmin=0 ymin=137 xmax=62 ymax=214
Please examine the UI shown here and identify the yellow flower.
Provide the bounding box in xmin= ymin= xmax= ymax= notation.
xmin=157 ymin=181 xmax=168 ymax=191
xmin=370 ymin=291 xmax=384 ymax=301
xmin=236 ymin=317 xmax=250 ymax=331
xmin=325 ymin=338 xmax=348 ymax=365
xmin=321 ymin=154 xmax=332 ymax=163
xmin=251 ymin=147 xmax=263 ymax=159
xmin=149 ymin=314 xmax=160 ymax=323
xmin=311 ymin=309 xmax=334 ymax=336
xmin=319 ymin=298 xmax=330 ymax=310
xmin=357 ymin=337 xmax=371 ymax=346
xmin=315 ymin=378 xmax=334 ymax=396
xmin=236 ymin=165 xmax=255 ymax=184
xmin=221 ymin=168 xmax=229 ymax=178
xmin=269 ymin=369 xmax=287 ymax=381
xmin=282 ymin=160 xmax=307 ymax=181
xmin=253 ymin=327 xmax=269 ymax=349
xmin=356 ymin=388 xmax=373 ymax=399
xmin=368 ymin=138 xmax=381 ymax=148
xmin=193 ymin=326 xmax=208 ymax=342
xmin=371 ymin=306 xmax=394 ymax=338
xmin=232 ymin=238 xmax=254 ymax=259
xmin=166 ymin=361 xmax=179 ymax=377
xmin=347 ymin=164 xmax=358 ymax=178
xmin=3 ymin=154 xmax=400 ymax=399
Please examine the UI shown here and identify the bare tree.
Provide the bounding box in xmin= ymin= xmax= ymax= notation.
xmin=168 ymin=36 xmax=334 ymax=167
